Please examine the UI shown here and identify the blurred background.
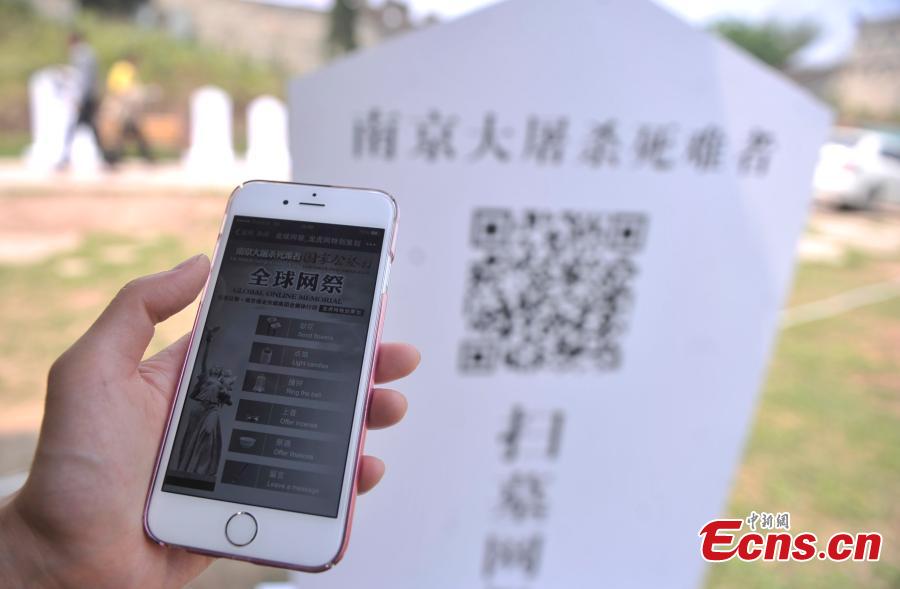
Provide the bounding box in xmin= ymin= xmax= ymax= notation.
xmin=1 ymin=0 xmax=899 ymax=587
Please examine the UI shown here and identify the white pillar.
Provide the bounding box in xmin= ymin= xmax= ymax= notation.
xmin=185 ymin=85 xmax=235 ymax=174
xmin=24 ymin=67 xmax=77 ymax=171
xmin=246 ymin=95 xmax=291 ymax=181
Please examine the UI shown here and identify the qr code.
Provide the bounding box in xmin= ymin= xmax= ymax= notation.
xmin=459 ymin=208 xmax=648 ymax=373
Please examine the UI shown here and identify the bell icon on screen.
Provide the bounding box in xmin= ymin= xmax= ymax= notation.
xmin=252 ymin=374 xmax=267 ymax=393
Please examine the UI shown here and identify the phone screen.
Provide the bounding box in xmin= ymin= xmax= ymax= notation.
xmin=162 ymin=215 xmax=385 ymax=518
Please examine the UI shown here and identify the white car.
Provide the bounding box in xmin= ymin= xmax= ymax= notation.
xmin=814 ymin=127 xmax=900 ymax=209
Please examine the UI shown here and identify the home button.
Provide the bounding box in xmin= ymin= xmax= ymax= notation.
xmin=225 ymin=512 xmax=257 ymax=547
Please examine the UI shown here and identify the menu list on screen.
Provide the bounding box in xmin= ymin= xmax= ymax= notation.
xmin=162 ymin=215 xmax=384 ymax=518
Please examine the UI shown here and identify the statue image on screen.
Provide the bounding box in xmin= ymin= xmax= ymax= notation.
xmin=175 ymin=326 xmax=234 ymax=477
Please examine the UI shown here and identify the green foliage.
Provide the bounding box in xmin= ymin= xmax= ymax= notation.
xmin=328 ymin=0 xmax=359 ymax=57
xmin=711 ymin=19 xmax=819 ymax=70
xmin=79 ymin=0 xmax=146 ymax=15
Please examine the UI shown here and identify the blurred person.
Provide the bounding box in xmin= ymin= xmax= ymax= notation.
xmin=105 ymin=54 xmax=155 ymax=164
xmin=0 ymin=255 xmax=419 ymax=586
xmin=58 ymin=31 xmax=111 ymax=169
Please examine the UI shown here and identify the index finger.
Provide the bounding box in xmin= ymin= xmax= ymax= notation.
xmin=374 ymin=342 xmax=420 ymax=384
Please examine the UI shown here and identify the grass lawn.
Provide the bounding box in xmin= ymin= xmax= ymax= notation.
xmin=0 ymin=233 xmax=201 ymax=403
xmin=705 ymin=253 xmax=900 ymax=587
xmin=0 ymin=188 xmax=897 ymax=587
xmin=0 ymin=187 xmax=222 ymax=412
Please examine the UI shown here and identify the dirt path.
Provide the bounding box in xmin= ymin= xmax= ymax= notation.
xmin=0 ymin=186 xmax=225 ymax=263
xmin=799 ymin=204 xmax=900 ymax=263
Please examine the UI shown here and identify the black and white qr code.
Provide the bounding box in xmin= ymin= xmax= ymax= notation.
xmin=459 ymin=208 xmax=649 ymax=373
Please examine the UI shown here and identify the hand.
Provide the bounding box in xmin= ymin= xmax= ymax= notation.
xmin=0 ymin=255 xmax=419 ymax=588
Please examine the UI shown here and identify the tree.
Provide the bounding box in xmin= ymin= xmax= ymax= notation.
xmin=328 ymin=0 xmax=359 ymax=57
xmin=711 ymin=19 xmax=820 ymax=70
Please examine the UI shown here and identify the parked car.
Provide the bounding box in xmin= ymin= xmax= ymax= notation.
xmin=814 ymin=127 xmax=900 ymax=209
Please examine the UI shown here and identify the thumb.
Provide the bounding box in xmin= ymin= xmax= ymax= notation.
xmin=74 ymin=254 xmax=210 ymax=376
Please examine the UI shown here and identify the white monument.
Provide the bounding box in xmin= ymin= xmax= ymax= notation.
xmin=185 ymin=85 xmax=235 ymax=174
xmin=68 ymin=126 xmax=103 ymax=176
xmin=288 ymin=1 xmax=831 ymax=587
xmin=26 ymin=66 xmax=105 ymax=174
xmin=246 ymin=95 xmax=291 ymax=181
xmin=25 ymin=67 xmax=76 ymax=171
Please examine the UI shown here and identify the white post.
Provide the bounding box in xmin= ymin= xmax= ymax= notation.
xmin=246 ymin=95 xmax=291 ymax=181
xmin=25 ymin=67 xmax=77 ymax=171
xmin=185 ymin=85 xmax=235 ymax=175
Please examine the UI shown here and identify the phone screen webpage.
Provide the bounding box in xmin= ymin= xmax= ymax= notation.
xmin=162 ymin=215 xmax=385 ymax=518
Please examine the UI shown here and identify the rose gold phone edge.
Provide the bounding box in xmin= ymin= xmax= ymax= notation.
xmin=143 ymin=180 xmax=398 ymax=572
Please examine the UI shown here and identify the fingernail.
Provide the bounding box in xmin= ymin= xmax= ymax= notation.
xmin=172 ymin=254 xmax=203 ymax=271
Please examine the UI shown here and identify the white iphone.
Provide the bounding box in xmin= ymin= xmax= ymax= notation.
xmin=145 ymin=180 xmax=397 ymax=571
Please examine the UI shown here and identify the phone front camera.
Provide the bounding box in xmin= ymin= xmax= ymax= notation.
xmin=282 ymin=200 xmax=288 ymax=205
xmin=312 ymin=193 xmax=317 ymax=197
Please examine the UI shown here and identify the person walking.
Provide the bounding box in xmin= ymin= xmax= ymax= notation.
xmin=105 ymin=54 xmax=155 ymax=163
xmin=58 ymin=31 xmax=111 ymax=169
